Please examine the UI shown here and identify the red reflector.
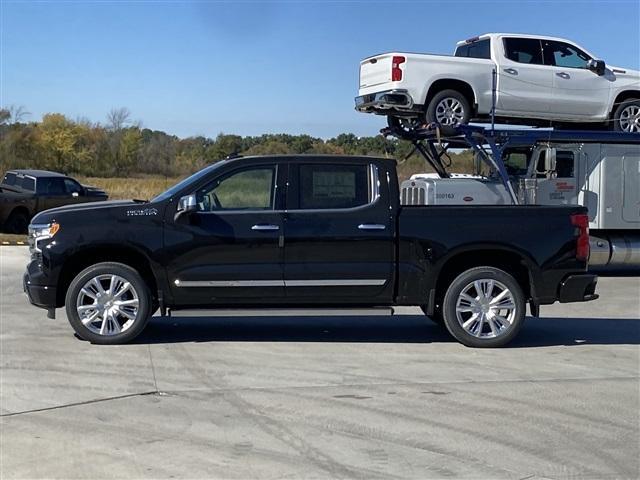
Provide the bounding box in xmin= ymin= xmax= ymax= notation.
xmin=391 ymin=56 xmax=405 ymax=81
xmin=571 ymin=213 xmax=590 ymax=261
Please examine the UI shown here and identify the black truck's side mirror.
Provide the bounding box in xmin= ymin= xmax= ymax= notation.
xmin=587 ymin=59 xmax=606 ymax=76
xmin=174 ymin=193 xmax=197 ymax=221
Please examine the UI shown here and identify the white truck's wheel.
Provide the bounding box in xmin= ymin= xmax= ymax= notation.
xmin=613 ymin=99 xmax=640 ymax=132
xmin=426 ymin=90 xmax=471 ymax=127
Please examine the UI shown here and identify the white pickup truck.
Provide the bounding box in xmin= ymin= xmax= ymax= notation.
xmin=355 ymin=33 xmax=640 ymax=132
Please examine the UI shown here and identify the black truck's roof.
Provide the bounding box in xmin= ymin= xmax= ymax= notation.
xmin=5 ymin=169 xmax=67 ymax=178
xmin=224 ymin=154 xmax=397 ymax=164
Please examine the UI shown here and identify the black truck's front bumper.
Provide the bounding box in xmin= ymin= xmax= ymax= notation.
xmin=23 ymin=272 xmax=57 ymax=309
xmin=23 ymin=253 xmax=58 ymax=316
xmin=558 ymin=273 xmax=599 ymax=303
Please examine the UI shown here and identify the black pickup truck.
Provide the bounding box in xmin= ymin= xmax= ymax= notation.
xmin=0 ymin=169 xmax=108 ymax=233
xmin=24 ymin=155 xmax=597 ymax=347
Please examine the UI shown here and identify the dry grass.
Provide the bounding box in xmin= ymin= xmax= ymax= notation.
xmin=0 ymin=233 xmax=28 ymax=244
xmin=76 ymin=175 xmax=184 ymax=201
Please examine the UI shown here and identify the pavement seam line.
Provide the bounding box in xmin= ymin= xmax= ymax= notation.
xmin=148 ymin=344 xmax=160 ymax=394
xmin=0 ymin=391 xmax=159 ymax=418
xmin=149 ymin=374 xmax=640 ymax=396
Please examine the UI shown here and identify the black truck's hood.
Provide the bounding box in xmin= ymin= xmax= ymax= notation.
xmin=82 ymin=185 xmax=108 ymax=197
xmin=31 ymin=200 xmax=152 ymax=223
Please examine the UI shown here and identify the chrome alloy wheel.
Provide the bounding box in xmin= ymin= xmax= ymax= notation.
xmin=435 ymin=97 xmax=465 ymax=126
xmin=76 ymin=274 xmax=139 ymax=336
xmin=455 ymin=279 xmax=517 ymax=339
xmin=619 ymin=104 xmax=640 ymax=132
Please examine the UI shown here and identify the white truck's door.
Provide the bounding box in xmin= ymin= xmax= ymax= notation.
xmin=534 ymin=146 xmax=581 ymax=205
xmin=498 ymin=37 xmax=553 ymax=115
xmin=543 ymin=40 xmax=611 ymax=118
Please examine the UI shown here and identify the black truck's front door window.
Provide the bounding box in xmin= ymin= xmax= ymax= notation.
xmin=198 ymin=167 xmax=275 ymax=211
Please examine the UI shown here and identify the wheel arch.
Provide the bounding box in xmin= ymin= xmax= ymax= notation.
xmin=424 ymin=79 xmax=477 ymax=113
xmin=611 ymin=90 xmax=640 ymax=115
xmin=433 ymin=247 xmax=536 ymax=307
xmin=56 ymin=245 xmax=159 ymax=307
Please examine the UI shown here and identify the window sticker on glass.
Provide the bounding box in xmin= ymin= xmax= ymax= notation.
xmin=312 ymin=171 xmax=356 ymax=199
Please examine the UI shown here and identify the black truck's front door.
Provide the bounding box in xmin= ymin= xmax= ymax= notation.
xmin=283 ymin=160 xmax=395 ymax=304
xmin=164 ymin=161 xmax=286 ymax=306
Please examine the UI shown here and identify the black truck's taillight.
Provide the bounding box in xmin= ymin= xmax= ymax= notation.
xmin=571 ymin=213 xmax=590 ymax=261
xmin=391 ymin=56 xmax=405 ymax=81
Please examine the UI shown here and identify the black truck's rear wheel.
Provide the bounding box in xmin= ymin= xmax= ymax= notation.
xmin=442 ymin=267 xmax=525 ymax=347
xmin=65 ymin=262 xmax=152 ymax=344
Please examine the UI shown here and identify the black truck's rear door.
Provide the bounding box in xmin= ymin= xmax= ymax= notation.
xmin=283 ymin=159 xmax=395 ymax=303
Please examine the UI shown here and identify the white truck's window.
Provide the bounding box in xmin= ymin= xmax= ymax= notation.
xmin=555 ymin=151 xmax=575 ymax=178
xmin=298 ymin=164 xmax=370 ymax=209
xmin=198 ymin=167 xmax=275 ymax=211
xmin=455 ymin=39 xmax=491 ymax=59
xmin=503 ymin=38 xmax=543 ymax=65
xmin=543 ymin=40 xmax=591 ymax=69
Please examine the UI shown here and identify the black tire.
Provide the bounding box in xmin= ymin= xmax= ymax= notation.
xmin=5 ymin=210 xmax=29 ymax=234
xmin=442 ymin=266 xmax=526 ymax=348
xmin=65 ymin=262 xmax=152 ymax=344
xmin=420 ymin=305 xmax=444 ymax=326
xmin=387 ymin=115 xmax=424 ymax=132
xmin=425 ymin=89 xmax=471 ymax=128
xmin=612 ymin=99 xmax=640 ymax=132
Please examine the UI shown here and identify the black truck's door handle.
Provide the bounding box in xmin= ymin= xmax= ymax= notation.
xmin=556 ymin=72 xmax=571 ymax=79
xmin=251 ymin=224 xmax=279 ymax=231
xmin=358 ymin=224 xmax=386 ymax=230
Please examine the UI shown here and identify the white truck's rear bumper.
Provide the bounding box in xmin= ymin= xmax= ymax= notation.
xmin=355 ymin=89 xmax=421 ymax=115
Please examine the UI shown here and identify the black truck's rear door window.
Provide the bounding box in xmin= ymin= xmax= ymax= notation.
xmin=297 ymin=164 xmax=369 ymax=210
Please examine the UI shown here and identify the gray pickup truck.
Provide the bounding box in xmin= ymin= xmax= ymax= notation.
xmin=0 ymin=169 xmax=108 ymax=233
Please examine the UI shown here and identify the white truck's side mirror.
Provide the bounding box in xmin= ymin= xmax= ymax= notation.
xmin=546 ymin=148 xmax=557 ymax=174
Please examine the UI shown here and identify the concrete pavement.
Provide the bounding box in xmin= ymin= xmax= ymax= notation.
xmin=1 ymin=246 xmax=639 ymax=479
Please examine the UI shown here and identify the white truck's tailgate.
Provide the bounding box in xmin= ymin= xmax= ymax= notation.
xmin=359 ymin=54 xmax=394 ymax=89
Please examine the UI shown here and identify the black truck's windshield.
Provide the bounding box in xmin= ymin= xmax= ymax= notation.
xmin=151 ymin=161 xmax=228 ymax=203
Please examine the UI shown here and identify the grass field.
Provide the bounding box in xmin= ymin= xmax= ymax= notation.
xmin=77 ymin=175 xmax=183 ymax=201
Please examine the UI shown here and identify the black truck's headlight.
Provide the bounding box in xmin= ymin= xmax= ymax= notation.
xmin=28 ymin=222 xmax=60 ymax=254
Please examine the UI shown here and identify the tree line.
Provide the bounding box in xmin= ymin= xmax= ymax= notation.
xmin=0 ymin=107 xmax=473 ymax=178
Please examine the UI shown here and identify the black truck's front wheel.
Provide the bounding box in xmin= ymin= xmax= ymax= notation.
xmin=65 ymin=262 xmax=152 ymax=344
xmin=442 ymin=267 xmax=525 ymax=347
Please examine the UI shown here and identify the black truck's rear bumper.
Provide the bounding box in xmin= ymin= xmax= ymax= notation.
xmin=558 ymin=273 xmax=598 ymax=303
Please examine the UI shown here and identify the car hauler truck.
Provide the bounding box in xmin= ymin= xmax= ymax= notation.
xmin=392 ymin=125 xmax=640 ymax=270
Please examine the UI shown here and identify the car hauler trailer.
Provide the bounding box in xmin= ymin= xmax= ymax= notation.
xmin=388 ymin=124 xmax=640 ymax=270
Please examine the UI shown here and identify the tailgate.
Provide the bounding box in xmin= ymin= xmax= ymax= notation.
xmin=359 ymin=54 xmax=394 ymax=88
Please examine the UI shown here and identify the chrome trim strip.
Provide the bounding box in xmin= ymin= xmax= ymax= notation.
xmin=285 ymin=279 xmax=386 ymax=287
xmin=174 ymin=279 xmax=387 ymax=287
xmin=175 ymin=280 xmax=284 ymax=287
